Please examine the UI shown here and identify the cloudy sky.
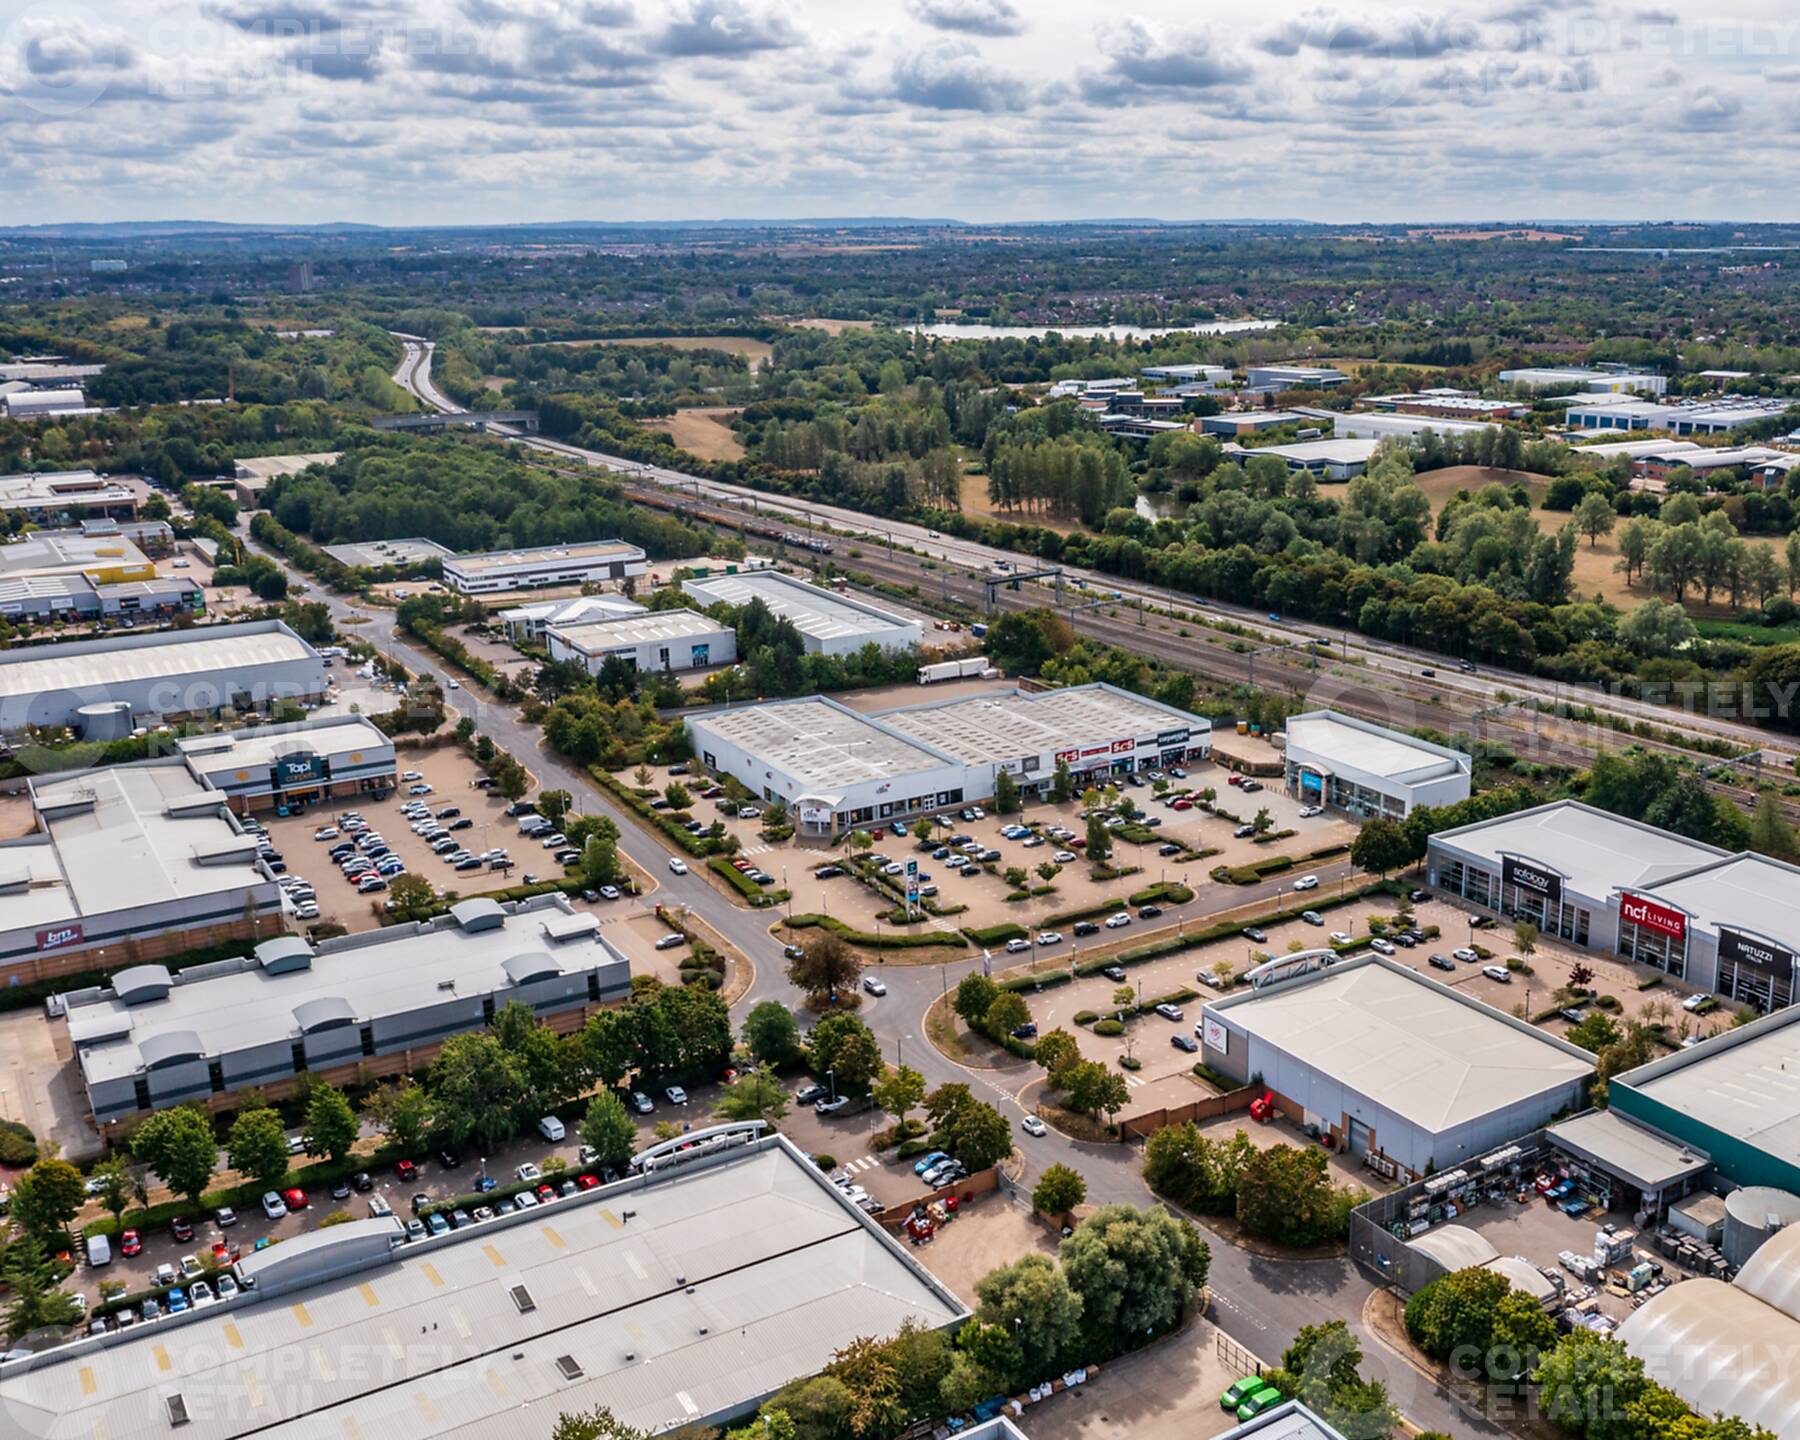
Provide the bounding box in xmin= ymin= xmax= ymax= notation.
xmin=2 ymin=0 xmax=1798 ymax=226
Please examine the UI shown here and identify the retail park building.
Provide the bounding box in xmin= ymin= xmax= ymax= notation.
xmin=1280 ymin=710 xmax=1472 ymax=818
xmin=686 ymin=683 xmax=1212 ymax=836
xmin=1426 ymin=799 xmax=1800 ymax=1012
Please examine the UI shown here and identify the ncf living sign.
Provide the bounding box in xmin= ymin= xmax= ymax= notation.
xmin=1620 ymin=893 xmax=1687 ymax=943
xmin=37 ymin=924 xmax=84 ymax=952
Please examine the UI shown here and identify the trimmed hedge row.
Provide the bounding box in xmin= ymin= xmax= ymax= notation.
xmin=708 ymin=856 xmax=783 ymax=906
xmin=962 ymin=922 xmax=1028 ymax=946
xmin=593 ymin=769 xmax=727 ymax=858
xmin=1128 ymin=881 xmax=1195 ymax=907
xmin=1040 ymin=896 xmax=1126 ymax=928
xmin=785 ymin=914 xmax=966 ymax=950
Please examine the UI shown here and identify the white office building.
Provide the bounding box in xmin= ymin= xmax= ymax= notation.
xmin=1333 ymin=411 xmax=1500 ymax=443
xmin=546 ymin=608 xmax=736 ymax=674
xmin=442 ymin=540 xmax=648 ymax=595
xmin=1245 ymin=365 xmax=1347 ymax=390
xmin=1281 ymin=710 xmax=1472 ymax=818
xmin=1498 ymin=367 xmax=1668 ymax=396
xmin=497 ymin=593 xmax=644 ymax=642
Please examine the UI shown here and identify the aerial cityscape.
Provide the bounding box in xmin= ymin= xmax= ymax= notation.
xmin=4 ymin=4 xmax=1800 ymax=1440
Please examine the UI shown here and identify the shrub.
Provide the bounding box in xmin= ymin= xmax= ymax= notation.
xmin=1073 ymin=1010 xmax=1098 ymax=1025
xmin=1119 ymin=1056 xmax=1141 ymax=1071
xmin=962 ymin=922 xmax=1029 ymax=946
xmin=896 ymin=1137 xmax=932 ymax=1160
xmin=1596 ymin=994 xmax=1621 ymax=1011
xmin=1093 ymin=1018 xmax=1124 ymax=1037
xmin=813 ymin=1154 xmax=837 ymax=1172
xmin=0 ymin=1119 xmax=39 ymax=1166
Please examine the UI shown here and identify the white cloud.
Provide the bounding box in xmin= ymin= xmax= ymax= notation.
xmin=906 ymin=0 xmax=1026 ymax=38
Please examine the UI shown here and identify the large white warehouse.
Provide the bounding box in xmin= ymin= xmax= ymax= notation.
xmin=546 ymin=608 xmax=736 ymax=674
xmin=1281 ymin=710 xmax=1472 ymax=818
xmin=681 ymin=571 xmax=922 ymax=656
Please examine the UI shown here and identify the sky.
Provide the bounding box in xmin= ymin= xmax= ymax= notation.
xmin=2 ymin=0 xmax=1799 ymax=226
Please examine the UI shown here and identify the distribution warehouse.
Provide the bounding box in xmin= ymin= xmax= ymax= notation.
xmin=0 ymin=619 xmax=328 ymax=735
xmin=546 ymin=607 xmax=736 ymax=675
xmin=1426 ymin=800 xmax=1800 ymax=1011
xmin=1199 ymin=955 xmax=1595 ymax=1179
xmin=682 ymin=570 xmax=922 ymax=655
xmin=61 ymin=894 xmax=631 ymax=1124
xmin=686 ymin=682 xmax=1212 ymax=836
xmin=0 ymin=1132 xmax=967 ymax=1438
xmin=1281 ymin=710 xmax=1472 ymax=818
xmin=441 ymin=539 xmax=647 ymax=594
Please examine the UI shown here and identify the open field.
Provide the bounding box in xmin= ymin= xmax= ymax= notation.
xmin=957 ymin=467 xmax=1085 ymax=532
xmin=641 ymin=406 xmax=747 ymax=461
xmin=528 ymin=335 xmax=774 ymax=367
xmin=772 ymin=317 xmax=876 ymax=335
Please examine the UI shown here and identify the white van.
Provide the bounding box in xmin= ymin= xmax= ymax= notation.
xmin=538 ymin=1115 xmax=566 ymax=1142
xmin=87 ymin=1234 xmax=112 ymax=1267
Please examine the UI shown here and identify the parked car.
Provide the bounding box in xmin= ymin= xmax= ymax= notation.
xmin=1453 ymin=947 xmax=1479 ymax=962
xmin=1369 ymin=938 xmax=1396 ymax=956
xmin=169 ymin=1215 xmax=194 ymax=1243
xmin=665 ymin=1086 xmax=689 ymax=1105
xmin=794 ymin=1084 xmax=827 ymax=1106
xmin=814 ymin=1095 xmax=852 ymax=1115
xmin=1154 ymin=1003 xmax=1184 ymax=1021
xmin=631 ymin=1092 xmax=654 ymax=1114
xmin=1102 ymin=965 xmax=1127 ymax=982
xmin=862 ymin=977 xmax=887 ymax=996
xmin=1171 ymin=1033 xmax=1198 ymax=1052
xmin=1428 ymin=954 xmax=1456 ymax=972
xmin=1242 ymin=927 xmax=1268 ymax=943
xmin=260 ymin=1192 xmax=288 ymax=1221
xmin=1482 ymin=965 xmax=1513 ymax=984
xmin=1300 ymin=911 xmax=1324 ymax=926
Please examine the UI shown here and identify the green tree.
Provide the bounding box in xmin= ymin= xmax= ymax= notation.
xmin=1063 ymin=1060 xmax=1129 ymax=1121
xmin=1251 ymin=805 xmax=1273 ymax=836
xmin=495 ymin=1000 xmax=574 ymax=1122
xmin=1143 ymin=1121 xmax=1255 ymax=1215
xmin=581 ymin=821 xmax=623 ymax=887
xmin=132 ymin=1105 xmax=219 ymax=1208
xmin=1351 ymin=817 xmax=1416 ymax=876
xmin=811 ymin=1012 xmax=884 ymax=1095
xmin=983 ymin=990 xmax=1030 ymax=1039
xmin=743 ymin=999 xmax=803 ymax=1069
xmin=580 ymin=1091 xmax=637 ymax=1171
xmin=429 ymin=1031 xmax=527 ymax=1152
xmin=1514 ymin=920 xmax=1538 ymax=956
xmin=89 ymin=1155 xmax=134 ymax=1232
xmin=1050 ymin=758 xmax=1074 ymax=803
xmin=361 ymin=1080 xmax=433 ymax=1154
xmin=1234 ymin=1142 xmax=1356 ymax=1247
xmin=386 ymin=871 xmax=436 ymax=919
xmin=993 ymin=769 xmax=1020 ymax=814
xmin=1574 ymin=492 xmax=1616 ymax=548
xmin=786 ymin=930 xmax=862 ymax=1001
xmin=1084 ymin=812 xmax=1113 ymax=861
xmin=1033 ymin=1028 xmax=1080 ymax=1087
xmin=551 ymin=1408 xmax=651 ymax=1440
xmin=938 ymin=1097 xmax=1013 ymax=1171
xmin=10 ymin=1158 xmax=84 ymax=1244
xmin=580 ymin=1007 xmax=638 ymax=1092
xmin=227 ymin=1107 xmax=292 ymax=1190
xmin=974 ymin=1253 xmax=1084 ymax=1385
xmin=2 ymin=1233 xmax=82 ymax=1341
xmin=538 ymin=789 xmax=572 ymax=825
xmin=717 ymin=1066 xmax=790 ymax=1127
xmin=1533 ymin=1331 xmax=1648 ymax=1440
xmin=826 ymin=1334 xmax=905 ymax=1440
xmin=952 ymin=972 xmax=999 ymax=1026
xmin=1749 ymin=791 xmax=1798 ymax=860
xmin=1031 ymin=1163 xmax=1087 ymax=1216
xmin=304 ymin=1083 xmax=359 ymax=1163
xmin=664 ymin=781 xmax=692 ymax=810
xmin=1059 ymin=1204 xmax=1209 ymax=1341
xmin=871 ymin=1064 xmax=926 ymax=1124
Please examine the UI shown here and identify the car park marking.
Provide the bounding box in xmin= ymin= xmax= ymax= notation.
xmin=841 ymin=1155 xmax=879 ymax=1173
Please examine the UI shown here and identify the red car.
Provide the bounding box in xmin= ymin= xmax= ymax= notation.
xmin=169 ymin=1216 xmax=194 ymax=1243
xmin=282 ymin=1187 xmax=308 ymax=1212
xmin=120 ymin=1229 xmax=142 ymax=1258
xmin=211 ymin=1240 xmax=236 ymax=1267
xmin=535 ymin=1183 xmax=557 ymax=1204
xmin=394 ymin=1159 xmax=419 ymax=1183
xmin=1170 ymin=798 xmax=1194 ymax=811
xmin=576 ymin=1173 xmax=600 ymax=1190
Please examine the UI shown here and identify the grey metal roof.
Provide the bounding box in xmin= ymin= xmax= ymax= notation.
xmin=1642 ymin=852 xmax=1800 ymax=953
xmin=137 ymin=1028 xmax=203 ymax=1069
xmin=0 ymin=1138 xmax=966 ymax=1440
xmin=1283 ymin=711 xmax=1470 ymax=784
xmin=550 ymin=608 xmax=734 ymax=652
xmin=878 ymin=683 xmax=1208 ymax=766
xmin=292 ymin=996 xmax=356 ymax=1033
xmin=1547 ymin=1110 xmax=1710 ymax=1192
xmin=0 ymin=619 xmax=320 ymax=703
xmin=1619 ymin=1006 xmax=1800 ymax=1162
xmin=689 ymin=698 xmax=955 ymax=793
xmin=682 ymin=571 xmax=917 ymax=646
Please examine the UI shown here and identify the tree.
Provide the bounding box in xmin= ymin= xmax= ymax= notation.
xmin=1251 ymin=806 xmax=1273 ymax=836
xmin=132 ymin=1105 xmax=218 ymax=1208
xmin=983 ymin=990 xmax=1030 ymax=1039
xmin=1059 ymin=1204 xmax=1209 ymax=1341
xmin=1063 ymin=1060 xmax=1129 ymax=1122
xmin=872 ymin=1064 xmax=926 ymax=1124
xmin=361 ymin=1080 xmax=432 ymax=1154
xmin=429 ymin=1032 xmax=527 ymax=1152
xmin=664 ymin=781 xmax=692 ymax=810
xmin=538 ymin=789 xmax=572 ymax=825
xmin=386 ymin=871 xmax=436 ymax=918
xmin=1534 ymin=1331 xmax=1648 ymax=1440
xmin=581 ymin=821 xmax=623 ymax=887
xmin=1051 ymin=758 xmax=1074 ymax=803
xmin=1513 ymin=920 xmax=1538 ymax=956
xmin=786 ymin=931 xmax=862 ymax=1001
xmin=1234 ymin=1143 xmax=1355 ymax=1247
xmin=953 ymin=972 xmax=999 ymax=1027
xmin=1143 ymin=1122 xmax=1255 ymax=1215
xmin=811 ymin=1012 xmax=884 ymax=1095
xmin=1574 ymin=492 xmax=1616 ymax=548
xmin=1617 ymin=596 xmax=1697 ymax=658
xmin=1031 ymin=1163 xmax=1087 ymax=1217
xmin=11 ymin=1158 xmax=84 ymax=1243
xmin=580 ymin=1091 xmax=637 ymax=1171
xmin=1351 ymin=818 xmax=1415 ymax=877
xmin=826 ymin=1334 xmax=904 ymax=1440
xmin=304 ymin=1083 xmax=359 ymax=1163
xmin=1036 ymin=861 xmax=1059 ymax=885
xmin=717 ymin=1066 xmax=790 ymax=1127
xmin=551 ymin=1408 xmax=651 ymax=1440
xmin=1033 ymin=1028 xmax=1080 ymax=1086
xmin=2 ymin=1234 xmax=82 ymax=1341
xmin=743 ymin=999 xmax=803 ymax=1069
xmin=993 ymin=769 xmax=1020 ymax=814
xmin=494 ymin=1000 xmax=574 ymax=1122
xmin=1749 ymin=792 xmax=1798 ymax=860
xmin=227 ymin=1107 xmax=292 ymax=1189
xmin=89 ymin=1155 xmax=134 ymax=1232
xmin=938 ymin=1097 xmax=1013 ymax=1171
xmin=1084 ymin=812 xmax=1113 ymax=861
xmin=974 ymin=1253 xmax=1084 ymax=1385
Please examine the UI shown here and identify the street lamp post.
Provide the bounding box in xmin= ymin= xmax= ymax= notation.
xmin=827 ymin=1070 xmax=837 ymax=1102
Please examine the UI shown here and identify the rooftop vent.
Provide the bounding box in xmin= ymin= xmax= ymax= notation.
xmin=166 ymin=1394 xmax=191 ymax=1428
xmin=556 ymin=1356 xmax=583 ymax=1381
xmin=508 ymin=1284 xmax=536 ymax=1315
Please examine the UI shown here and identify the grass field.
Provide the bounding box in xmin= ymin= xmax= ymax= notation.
xmin=641 ymin=407 xmax=746 ymax=461
xmin=776 ymin=317 xmax=875 ymax=335
xmin=531 ymin=335 xmax=774 ymax=368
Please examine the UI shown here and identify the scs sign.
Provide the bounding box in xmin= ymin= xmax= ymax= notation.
xmin=1620 ymin=893 xmax=1687 ymax=943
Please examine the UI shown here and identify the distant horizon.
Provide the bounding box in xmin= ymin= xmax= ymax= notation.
xmin=5 ymin=0 xmax=1798 ymax=226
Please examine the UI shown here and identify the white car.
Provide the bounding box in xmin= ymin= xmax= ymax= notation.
xmin=1483 ymin=965 xmax=1513 ymax=984
xmin=515 ymin=1163 xmax=542 ymax=1183
xmin=668 ymin=857 xmax=688 ymax=875
xmin=1005 ymin=937 xmax=1031 ymax=953
xmin=1053 ymin=851 xmax=1076 ymax=863
xmin=1369 ymin=938 xmax=1396 ymax=955
xmin=446 ymin=679 xmax=461 ymax=690
xmin=1329 ymin=932 xmax=1352 ymax=946
xmin=260 ymin=1191 xmax=288 ymax=1221
xmin=1036 ymin=931 xmax=1064 ymax=946
xmin=665 ymin=1086 xmax=688 ymax=1105
xmin=1299 ymin=805 xmax=1324 ymax=819
xmin=1681 ymin=993 xmax=1712 ymax=1012
xmin=1021 ymin=1116 xmax=1047 ymax=1137
xmin=1105 ymin=912 xmax=1132 ymax=928
xmin=862 ymin=977 xmax=887 ymax=996
xmin=1293 ymin=875 xmax=1319 ymax=891
xmin=1453 ymin=947 xmax=1479 ymax=963
xmin=313 ymin=826 xmax=339 ymax=841
xmin=401 ymin=771 xmax=422 ymax=782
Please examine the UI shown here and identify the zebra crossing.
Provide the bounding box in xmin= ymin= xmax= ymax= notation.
xmin=738 ymin=843 xmax=776 ymax=857
xmin=1122 ymin=1073 xmax=1147 ymax=1088
xmin=838 ymin=1154 xmax=881 ymax=1175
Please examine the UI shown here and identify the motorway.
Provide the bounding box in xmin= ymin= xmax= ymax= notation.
xmin=390 ymin=337 xmax=1798 ymax=779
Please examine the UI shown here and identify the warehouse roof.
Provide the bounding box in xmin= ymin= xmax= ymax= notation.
xmin=231 ymin=452 xmax=340 ymax=482
xmin=0 ymin=528 xmax=149 ymax=580
xmin=1617 ymin=1225 xmax=1800 ymax=1436
xmin=175 ymin=715 xmax=393 ymax=783
xmin=1616 ymin=1004 xmax=1800 ymax=1162
xmin=499 ymin=594 xmax=644 ymax=627
xmin=0 ymin=470 xmax=136 ymax=511
xmin=878 ymin=683 xmax=1207 ymax=765
xmin=448 ymin=539 xmax=645 ymax=574
xmin=1641 ymin=853 xmax=1800 ymax=950
xmin=1428 ymin=800 xmax=1728 ymax=899
xmin=682 ymin=571 xmax=918 ymax=646
xmin=690 ymin=698 xmax=954 ymax=794
xmin=1207 ymin=956 xmax=1593 ymax=1134
xmin=0 ymin=619 xmax=320 ymax=704
xmin=550 ymin=607 xmax=733 ymax=653
xmin=1546 ymin=1109 xmax=1710 ymax=1192
xmin=66 ymin=894 xmax=624 ymax=1086
xmin=1283 ymin=711 xmax=1471 ymax=784
xmin=0 ymin=1136 xmax=965 ymax=1440
xmin=1218 ymin=1402 xmax=1351 ymax=1440
xmin=1407 ymin=1224 xmax=1497 ymax=1271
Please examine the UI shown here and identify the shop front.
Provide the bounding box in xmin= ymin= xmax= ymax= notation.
xmin=1716 ymin=927 xmax=1797 ymax=1014
xmin=1618 ymin=891 xmax=1693 ymax=980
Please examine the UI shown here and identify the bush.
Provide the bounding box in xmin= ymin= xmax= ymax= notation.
xmin=962 ymin=922 xmax=1029 ymax=946
xmin=1093 ymin=1018 xmax=1124 ymax=1037
xmin=1129 ymin=881 xmax=1195 ymax=907
xmin=1635 ymin=974 xmax=1665 ymax=991
xmin=1041 ymin=896 xmax=1126 ymax=928
xmin=1119 ymin=1056 xmax=1141 ymax=1071
xmin=1596 ymin=994 xmax=1621 ymax=1011
xmin=785 ymin=913 xmax=966 ymax=950
xmin=1073 ymin=1010 xmax=1098 ymax=1025
xmin=813 ymin=1154 xmax=836 ymax=1172
xmin=0 ymin=1119 xmax=38 ymax=1166
xmin=896 ymin=1136 xmax=932 ymax=1160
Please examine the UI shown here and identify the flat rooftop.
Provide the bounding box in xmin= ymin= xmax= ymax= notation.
xmin=175 ymin=715 xmax=393 ymax=781
xmin=1234 ymin=438 xmax=1381 ymax=465
xmin=550 ymin=608 xmax=732 ymax=651
xmin=0 ymin=619 xmax=319 ymax=704
xmin=1283 ymin=711 xmax=1469 ymax=783
xmin=0 ymin=765 xmax=267 ymax=935
xmin=878 ymin=683 xmax=1205 ymax=765
xmin=0 ymin=529 xmax=148 ymax=579
xmin=0 ymin=470 xmax=136 ymax=509
xmin=691 ymin=698 xmax=952 ymax=795
xmin=0 ymin=1137 xmax=965 ymax=1440
xmin=498 ymin=595 xmax=644 ymax=624
xmin=683 ymin=571 xmax=917 ymax=646
xmin=1209 ymin=955 xmax=1593 ymax=1134
xmin=67 ymin=895 xmax=623 ymax=1085
xmin=1429 ymin=800 xmax=1727 ymax=900
xmin=1642 ymin=852 xmax=1800 ymax=950
xmin=1546 ymin=1109 xmax=1710 ymax=1193
xmin=1619 ymin=1006 xmax=1800 ymax=1162
xmin=320 ymin=537 xmax=455 ymax=569
xmin=232 ymin=452 xmax=340 ymax=482
xmin=449 ymin=539 xmax=645 ymax=574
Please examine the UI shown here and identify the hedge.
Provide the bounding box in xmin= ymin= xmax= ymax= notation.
xmin=785 ymin=914 xmax=967 ymax=950
xmin=593 ymin=769 xmax=727 ymax=857
xmin=1211 ymin=855 xmax=1295 ymax=885
xmin=962 ymin=922 xmax=1028 ymax=946
xmin=1128 ymin=881 xmax=1195 ymax=907
xmin=1040 ymin=896 xmax=1126 ymax=928
xmin=999 ymin=969 xmax=1072 ymax=994
xmin=708 ymin=856 xmax=784 ymax=906
xmin=1073 ymin=1010 xmax=1098 ymax=1025
xmin=1093 ymin=1018 xmax=1124 ymax=1036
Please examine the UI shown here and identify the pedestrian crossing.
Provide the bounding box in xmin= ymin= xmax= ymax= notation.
xmin=839 ymin=1154 xmax=880 ymax=1174
xmin=1122 ymin=1074 xmax=1147 ymax=1089
xmin=739 ymin=843 xmax=776 ymax=857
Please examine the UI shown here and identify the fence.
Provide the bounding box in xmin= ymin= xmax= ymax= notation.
xmin=872 ymin=1165 xmax=1000 ymax=1228
xmin=1118 ymin=1084 xmax=1260 ymax=1141
xmin=1215 ymin=1328 xmax=1268 ymax=1380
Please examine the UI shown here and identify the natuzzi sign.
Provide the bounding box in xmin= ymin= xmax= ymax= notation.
xmin=1720 ymin=928 xmax=1797 ymax=982
xmin=1620 ymin=893 xmax=1687 ymax=943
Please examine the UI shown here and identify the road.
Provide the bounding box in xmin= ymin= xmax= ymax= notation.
xmin=248 ymin=528 xmax=1493 ymax=1436
xmin=387 ymin=334 xmax=1794 ymax=776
